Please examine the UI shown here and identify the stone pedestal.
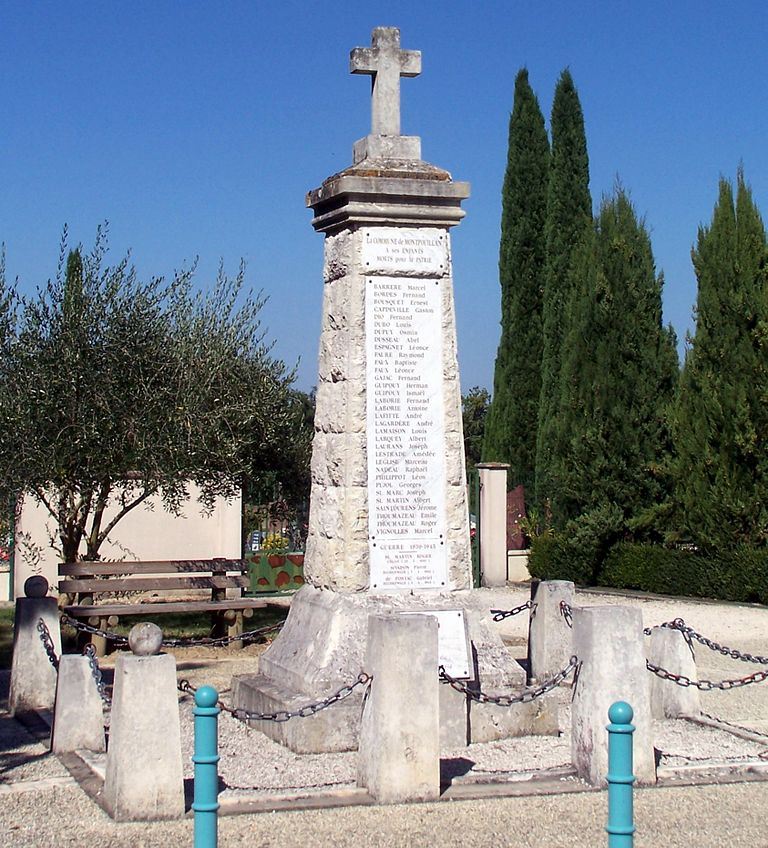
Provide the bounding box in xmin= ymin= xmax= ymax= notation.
xmin=571 ymin=606 xmax=655 ymax=786
xmin=358 ymin=614 xmax=440 ymax=803
xmin=233 ymin=26 xmax=535 ymax=753
xmin=9 ymin=591 xmax=61 ymax=716
xmin=649 ymin=627 xmax=700 ymax=718
xmin=477 ymin=463 xmax=510 ymax=587
xmin=51 ymin=655 xmax=106 ymax=754
xmin=527 ymin=580 xmax=575 ymax=683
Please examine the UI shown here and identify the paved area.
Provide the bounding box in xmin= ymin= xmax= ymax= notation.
xmin=2 ymin=586 xmax=768 ymax=847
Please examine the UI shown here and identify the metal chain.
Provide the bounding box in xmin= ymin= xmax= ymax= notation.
xmin=60 ymin=613 xmax=283 ymax=648
xmin=491 ymin=600 xmax=534 ymax=621
xmin=559 ymin=601 xmax=573 ymax=628
xmin=646 ymin=659 xmax=768 ymax=691
xmin=83 ymin=645 xmax=112 ymax=706
xmin=178 ymin=672 xmax=372 ymax=723
xmin=438 ymin=656 xmax=579 ymax=706
xmin=37 ymin=618 xmax=60 ymax=670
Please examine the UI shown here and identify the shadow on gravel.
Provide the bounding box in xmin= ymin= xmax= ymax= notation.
xmin=440 ymin=756 xmax=475 ymax=789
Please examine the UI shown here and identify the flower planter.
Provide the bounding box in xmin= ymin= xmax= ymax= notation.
xmin=248 ymin=553 xmax=305 ymax=593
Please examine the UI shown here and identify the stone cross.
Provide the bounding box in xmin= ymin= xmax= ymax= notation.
xmin=350 ymin=27 xmax=421 ymax=136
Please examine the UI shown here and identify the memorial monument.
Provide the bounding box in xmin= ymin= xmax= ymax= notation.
xmin=233 ymin=27 xmax=551 ymax=753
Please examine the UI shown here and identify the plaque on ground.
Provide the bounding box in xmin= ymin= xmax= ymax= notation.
xmin=365 ymin=275 xmax=447 ymax=591
xmin=399 ymin=609 xmax=471 ymax=678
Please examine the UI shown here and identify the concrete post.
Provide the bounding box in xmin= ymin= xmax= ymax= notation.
xmin=571 ymin=606 xmax=655 ymax=786
xmin=103 ymin=623 xmax=184 ymax=821
xmin=51 ymin=655 xmax=106 ymax=753
xmin=477 ymin=463 xmax=509 ymax=587
xmin=9 ymin=577 xmax=62 ymax=716
xmin=649 ymin=626 xmax=700 ymax=719
xmin=358 ymin=614 xmax=440 ymax=803
xmin=527 ymin=580 xmax=575 ymax=683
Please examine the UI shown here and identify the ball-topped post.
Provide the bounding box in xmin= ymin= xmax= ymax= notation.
xmin=606 ymin=700 xmax=636 ymax=847
xmin=193 ymin=684 xmax=220 ymax=848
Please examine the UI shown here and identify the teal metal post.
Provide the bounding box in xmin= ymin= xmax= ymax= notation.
xmin=193 ymin=686 xmax=220 ymax=848
xmin=606 ymin=701 xmax=635 ymax=847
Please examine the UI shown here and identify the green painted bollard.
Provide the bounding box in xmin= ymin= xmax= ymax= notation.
xmin=193 ymin=686 xmax=220 ymax=848
xmin=606 ymin=701 xmax=635 ymax=847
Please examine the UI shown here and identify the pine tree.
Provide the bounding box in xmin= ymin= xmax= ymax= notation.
xmin=555 ymin=189 xmax=678 ymax=536
xmin=673 ymin=171 xmax=768 ymax=549
xmin=535 ymin=69 xmax=592 ymax=513
xmin=483 ymin=69 xmax=550 ymax=493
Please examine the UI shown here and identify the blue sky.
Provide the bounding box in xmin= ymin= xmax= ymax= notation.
xmin=2 ymin=2 xmax=767 ymax=392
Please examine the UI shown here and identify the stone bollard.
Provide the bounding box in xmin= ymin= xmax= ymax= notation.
xmin=571 ymin=606 xmax=655 ymax=786
xmin=51 ymin=654 xmax=107 ymax=753
xmin=527 ymin=580 xmax=575 ymax=683
xmin=9 ymin=576 xmax=62 ymax=716
xmin=103 ymin=623 xmax=184 ymax=821
xmin=649 ymin=626 xmax=700 ymax=718
xmin=358 ymin=613 xmax=440 ymax=804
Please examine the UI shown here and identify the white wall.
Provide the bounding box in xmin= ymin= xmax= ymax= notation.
xmin=12 ymin=483 xmax=242 ymax=599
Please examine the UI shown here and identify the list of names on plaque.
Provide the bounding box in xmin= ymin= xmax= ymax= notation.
xmin=366 ymin=276 xmax=448 ymax=590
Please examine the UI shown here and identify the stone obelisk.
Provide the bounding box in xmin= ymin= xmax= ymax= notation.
xmin=233 ymin=27 xmax=538 ymax=754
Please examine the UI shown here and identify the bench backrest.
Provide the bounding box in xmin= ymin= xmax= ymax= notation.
xmin=58 ymin=559 xmax=249 ymax=596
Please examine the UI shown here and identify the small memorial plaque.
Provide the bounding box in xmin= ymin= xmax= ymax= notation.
xmin=400 ymin=609 xmax=471 ymax=678
xmin=362 ymin=227 xmax=448 ymax=275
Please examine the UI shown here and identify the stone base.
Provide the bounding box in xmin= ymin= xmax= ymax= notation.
xmin=233 ymin=584 xmax=558 ymax=753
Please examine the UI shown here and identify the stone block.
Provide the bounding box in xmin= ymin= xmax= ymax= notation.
xmin=51 ymin=655 xmax=106 ymax=754
xmin=571 ymin=606 xmax=655 ymax=787
xmin=528 ymin=581 xmax=575 ymax=683
xmin=649 ymin=626 xmax=700 ymax=718
xmin=9 ymin=595 xmax=61 ymax=715
xmin=103 ymin=652 xmax=184 ymax=821
xmin=358 ymin=614 xmax=440 ymax=803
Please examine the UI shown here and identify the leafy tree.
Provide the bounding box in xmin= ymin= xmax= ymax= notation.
xmin=672 ymin=171 xmax=768 ymax=549
xmin=462 ymin=386 xmax=490 ymax=473
xmin=0 ymin=228 xmax=296 ymax=561
xmin=554 ymin=189 xmax=679 ymax=542
xmin=535 ymin=69 xmax=592 ymax=509
xmin=483 ymin=68 xmax=550 ymax=492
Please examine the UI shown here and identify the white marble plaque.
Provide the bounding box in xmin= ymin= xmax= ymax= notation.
xmin=366 ymin=276 xmax=447 ymax=591
xmin=362 ymin=227 xmax=448 ymax=275
xmin=399 ymin=610 xmax=471 ymax=678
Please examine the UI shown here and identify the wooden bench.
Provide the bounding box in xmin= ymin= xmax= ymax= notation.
xmin=58 ymin=558 xmax=278 ymax=655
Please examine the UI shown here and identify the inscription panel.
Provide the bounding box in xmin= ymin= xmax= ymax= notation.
xmin=366 ymin=276 xmax=447 ymax=591
xmin=362 ymin=227 xmax=448 ymax=275
xmin=399 ymin=610 xmax=471 ymax=678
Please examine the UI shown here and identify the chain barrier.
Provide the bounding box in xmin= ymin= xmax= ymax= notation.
xmin=178 ymin=672 xmax=372 ymax=723
xmin=83 ymin=644 xmax=112 ymax=706
xmin=646 ymin=659 xmax=768 ymax=691
xmin=37 ymin=618 xmax=60 ymax=670
xmin=491 ymin=600 xmax=535 ymax=621
xmin=438 ymin=656 xmax=579 ymax=706
xmin=60 ymin=613 xmax=284 ymax=649
xmin=559 ymin=601 xmax=573 ymax=629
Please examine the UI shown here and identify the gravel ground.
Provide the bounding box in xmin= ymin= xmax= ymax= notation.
xmin=3 ymin=584 xmax=768 ymax=847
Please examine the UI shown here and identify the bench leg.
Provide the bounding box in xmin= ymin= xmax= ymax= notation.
xmin=91 ymin=619 xmax=108 ymax=658
xmin=227 ymin=611 xmax=244 ymax=649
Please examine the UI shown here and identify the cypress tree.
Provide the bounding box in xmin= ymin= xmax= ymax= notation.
xmin=672 ymin=171 xmax=768 ymax=549
xmin=555 ymin=189 xmax=678 ymax=536
xmin=535 ymin=69 xmax=592 ymax=514
xmin=483 ymin=68 xmax=549 ymax=494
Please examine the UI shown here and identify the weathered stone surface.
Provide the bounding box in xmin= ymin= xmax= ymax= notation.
xmin=528 ymin=581 xmax=575 ymax=683
xmin=571 ymin=606 xmax=655 ymax=787
xmin=478 ymin=464 xmax=510 ymax=588
xmin=9 ymin=596 xmax=61 ymax=715
xmin=24 ymin=575 xmax=49 ymax=598
xmin=128 ymin=622 xmax=163 ymax=656
xmin=104 ymin=653 xmax=184 ymax=821
xmin=358 ymin=614 xmax=440 ymax=803
xmin=649 ymin=627 xmax=700 ymax=718
xmin=51 ymin=655 xmax=106 ymax=754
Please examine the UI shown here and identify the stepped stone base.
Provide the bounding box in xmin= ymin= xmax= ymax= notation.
xmin=232 ymin=583 xmax=559 ymax=753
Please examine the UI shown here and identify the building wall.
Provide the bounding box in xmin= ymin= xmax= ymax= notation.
xmin=11 ymin=484 xmax=242 ymax=599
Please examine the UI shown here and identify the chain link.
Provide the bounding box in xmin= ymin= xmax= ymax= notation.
xmin=178 ymin=673 xmax=372 ymax=723
xmin=491 ymin=600 xmax=534 ymax=621
xmin=37 ymin=618 xmax=60 ymax=670
xmin=83 ymin=645 xmax=112 ymax=706
xmin=646 ymin=659 xmax=768 ymax=691
xmin=559 ymin=601 xmax=573 ymax=629
xmin=60 ymin=613 xmax=283 ymax=648
xmin=438 ymin=656 xmax=579 ymax=706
